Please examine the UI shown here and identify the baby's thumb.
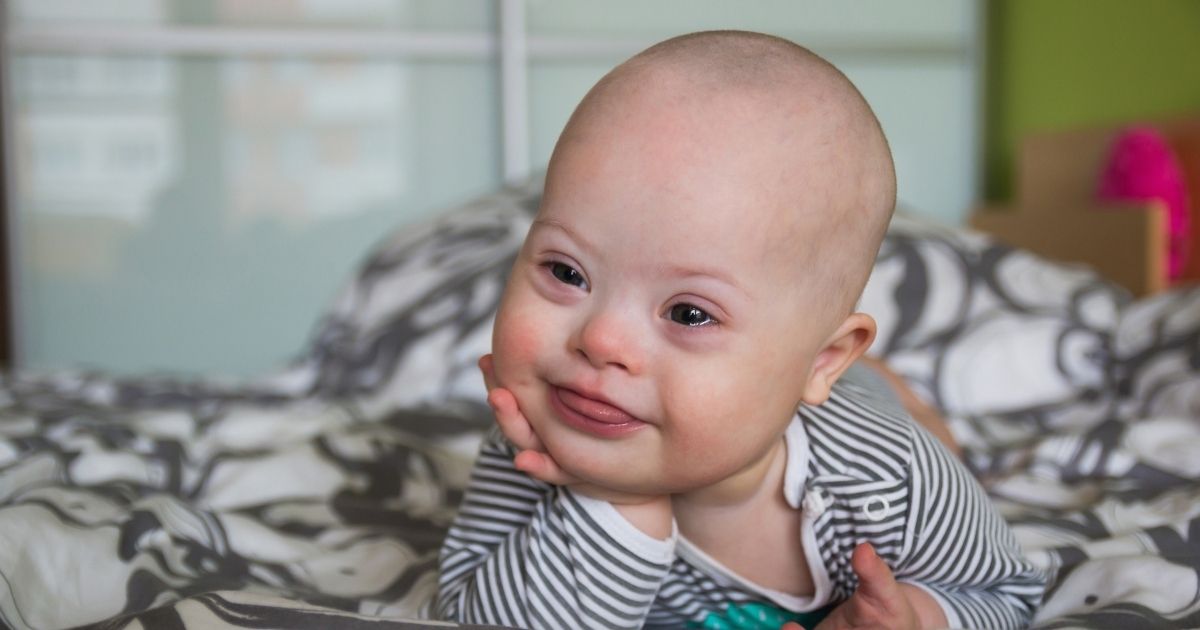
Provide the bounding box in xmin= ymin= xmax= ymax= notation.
xmin=850 ymin=543 xmax=900 ymax=603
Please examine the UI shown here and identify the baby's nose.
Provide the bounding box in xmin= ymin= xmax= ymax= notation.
xmin=572 ymin=310 xmax=643 ymax=374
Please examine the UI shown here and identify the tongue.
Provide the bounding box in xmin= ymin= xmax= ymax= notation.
xmin=558 ymin=388 xmax=639 ymax=424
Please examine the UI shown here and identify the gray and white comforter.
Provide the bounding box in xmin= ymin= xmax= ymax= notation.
xmin=3 ymin=181 xmax=1200 ymax=629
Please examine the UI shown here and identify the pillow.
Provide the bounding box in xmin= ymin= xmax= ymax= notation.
xmin=862 ymin=212 xmax=1128 ymax=422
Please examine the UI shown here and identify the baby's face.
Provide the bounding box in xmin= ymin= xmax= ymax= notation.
xmin=491 ymin=99 xmax=842 ymax=495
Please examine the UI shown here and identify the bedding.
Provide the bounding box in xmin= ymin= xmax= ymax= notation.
xmin=3 ymin=180 xmax=1200 ymax=629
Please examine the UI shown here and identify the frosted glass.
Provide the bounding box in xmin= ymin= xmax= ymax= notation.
xmin=527 ymin=0 xmax=968 ymax=41
xmin=11 ymin=54 xmax=500 ymax=377
xmin=9 ymin=0 xmax=493 ymax=30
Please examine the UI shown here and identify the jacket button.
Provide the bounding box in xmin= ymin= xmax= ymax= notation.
xmin=862 ymin=495 xmax=890 ymax=522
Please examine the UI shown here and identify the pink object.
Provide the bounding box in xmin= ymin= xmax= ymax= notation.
xmin=1097 ymin=126 xmax=1191 ymax=281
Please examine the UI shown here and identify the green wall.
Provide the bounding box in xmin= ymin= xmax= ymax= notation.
xmin=984 ymin=0 xmax=1200 ymax=201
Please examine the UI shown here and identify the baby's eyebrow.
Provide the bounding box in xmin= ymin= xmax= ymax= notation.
xmin=660 ymin=263 xmax=750 ymax=300
xmin=531 ymin=218 xmax=595 ymax=255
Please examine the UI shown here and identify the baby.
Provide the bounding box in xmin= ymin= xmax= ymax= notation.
xmin=437 ymin=31 xmax=1045 ymax=629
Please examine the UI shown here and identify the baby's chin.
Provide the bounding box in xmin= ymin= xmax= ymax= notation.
xmin=531 ymin=421 xmax=697 ymax=496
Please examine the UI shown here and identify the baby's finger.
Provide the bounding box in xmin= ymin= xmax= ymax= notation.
xmin=850 ymin=543 xmax=901 ymax=606
xmin=779 ymin=623 xmax=805 ymax=630
xmin=489 ymin=387 xmax=545 ymax=452
xmin=514 ymin=450 xmax=578 ymax=486
xmin=478 ymin=354 xmax=496 ymax=391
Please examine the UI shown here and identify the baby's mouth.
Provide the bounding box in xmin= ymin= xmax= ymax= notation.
xmin=555 ymin=387 xmax=640 ymax=424
xmin=548 ymin=385 xmax=648 ymax=438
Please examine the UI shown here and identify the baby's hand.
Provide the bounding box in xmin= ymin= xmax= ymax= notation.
xmin=478 ymin=354 xmax=674 ymax=528
xmin=479 ymin=354 xmax=583 ymax=488
xmin=782 ymin=544 xmax=944 ymax=630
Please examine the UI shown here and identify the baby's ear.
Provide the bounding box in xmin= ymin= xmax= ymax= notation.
xmin=801 ymin=313 xmax=876 ymax=406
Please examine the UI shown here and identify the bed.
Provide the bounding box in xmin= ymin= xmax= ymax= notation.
xmin=3 ymin=177 xmax=1200 ymax=629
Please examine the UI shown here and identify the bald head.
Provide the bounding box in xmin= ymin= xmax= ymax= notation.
xmin=545 ymin=31 xmax=896 ymax=323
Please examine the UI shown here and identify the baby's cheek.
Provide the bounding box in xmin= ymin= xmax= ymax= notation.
xmin=661 ymin=369 xmax=738 ymax=440
xmin=661 ymin=365 xmax=780 ymax=452
xmin=491 ymin=304 xmax=549 ymax=390
xmin=670 ymin=358 xmax=742 ymax=408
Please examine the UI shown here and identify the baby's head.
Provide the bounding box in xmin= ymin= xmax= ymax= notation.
xmin=492 ymin=31 xmax=895 ymax=496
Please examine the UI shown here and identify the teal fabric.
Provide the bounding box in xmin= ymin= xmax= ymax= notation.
xmin=688 ymin=601 xmax=834 ymax=629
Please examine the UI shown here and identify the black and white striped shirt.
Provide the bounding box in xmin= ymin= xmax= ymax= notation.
xmin=437 ymin=365 xmax=1046 ymax=629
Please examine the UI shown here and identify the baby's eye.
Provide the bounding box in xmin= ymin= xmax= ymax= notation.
xmin=669 ymin=303 xmax=716 ymax=327
xmin=547 ymin=262 xmax=587 ymax=289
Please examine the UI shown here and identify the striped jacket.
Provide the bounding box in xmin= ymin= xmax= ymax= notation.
xmin=437 ymin=365 xmax=1046 ymax=629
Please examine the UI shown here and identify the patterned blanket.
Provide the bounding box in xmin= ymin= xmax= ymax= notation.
xmin=3 ymin=181 xmax=1200 ymax=629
